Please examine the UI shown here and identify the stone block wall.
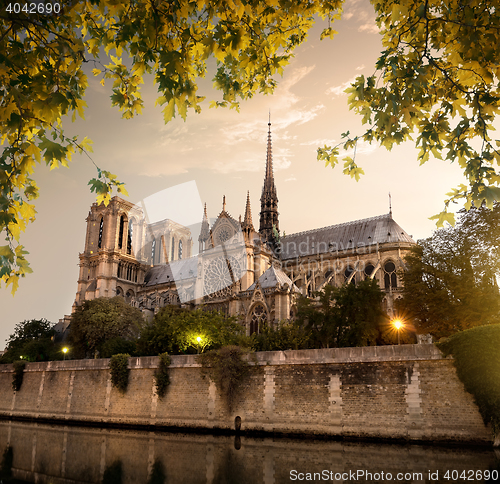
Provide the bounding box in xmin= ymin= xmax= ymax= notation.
xmin=0 ymin=345 xmax=493 ymax=445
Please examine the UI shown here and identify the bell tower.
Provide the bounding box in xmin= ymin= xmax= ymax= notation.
xmin=73 ymin=197 xmax=146 ymax=310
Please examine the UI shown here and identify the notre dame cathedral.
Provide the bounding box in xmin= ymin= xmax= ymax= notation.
xmin=73 ymin=121 xmax=415 ymax=334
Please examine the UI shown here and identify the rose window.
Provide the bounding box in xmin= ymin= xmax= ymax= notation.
xmin=215 ymin=226 xmax=232 ymax=245
xmin=204 ymin=256 xmax=241 ymax=299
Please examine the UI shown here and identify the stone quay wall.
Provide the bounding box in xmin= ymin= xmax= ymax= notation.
xmin=0 ymin=345 xmax=493 ymax=445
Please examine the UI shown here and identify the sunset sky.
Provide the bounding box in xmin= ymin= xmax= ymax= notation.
xmin=0 ymin=0 xmax=468 ymax=347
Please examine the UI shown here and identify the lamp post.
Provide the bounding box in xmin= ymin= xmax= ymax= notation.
xmin=62 ymin=347 xmax=68 ymax=360
xmin=392 ymin=319 xmax=403 ymax=345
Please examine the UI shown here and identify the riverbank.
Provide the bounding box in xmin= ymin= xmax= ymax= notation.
xmin=0 ymin=345 xmax=494 ymax=445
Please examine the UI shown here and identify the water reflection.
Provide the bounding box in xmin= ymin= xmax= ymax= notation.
xmin=0 ymin=420 xmax=498 ymax=484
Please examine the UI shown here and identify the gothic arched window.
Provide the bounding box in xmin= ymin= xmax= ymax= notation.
xmin=151 ymin=238 xmax=156 ymax=264
xmin=98 ymin=217 xmax=104 ymax=249
xmin=178 ymin=240 xmax=183 ymax=260
xmin=171 ymin=237 xmax=175 ymax=261
xmin=384 ymin=261 xmax=397 ymax=289
xmin=364 ymin=263 xmax=375 ymax=280
xmin=118 ymin=215 xmax=125 ymax=249
xmin=250 ymin=304 xmax=267 ymax=335
xmin=127 ymin=219 xmax=133 ymax=255
xmin=344 ymin=266 xmax=355 ymax=285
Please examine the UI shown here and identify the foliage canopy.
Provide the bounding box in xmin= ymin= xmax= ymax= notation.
xmin=69 ymin=296 xmax=144 ymax=358
xmin=437 ymin=324 xmax=500 ymax=437
xmin=136 ymin=305 xmax=246 ymax=355
xmin=399 ymin=203 xmax=500 ymax=338
xmin=318 ymin=0 xmax=500 ymax=226
xmin=0 ymin=0 xmax=340 ymax=292
xmin=4 ymin=0 xmax=500 ymax=294
xmin=295 ymin=280 xmax=387 ymax=348
xmin=1 ymin=318 xmax=58 ymax=363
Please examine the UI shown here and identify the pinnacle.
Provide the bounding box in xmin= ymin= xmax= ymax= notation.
xmin=243 ymin=190 xmax=254 ymax=230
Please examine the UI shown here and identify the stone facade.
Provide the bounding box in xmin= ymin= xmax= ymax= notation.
xmin=73 ymin=122 xmax=416 ymax=332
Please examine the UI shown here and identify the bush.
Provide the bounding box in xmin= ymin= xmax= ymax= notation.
xmin=154 ymin=352 xmax=172 ymax=398
xmin=109 ymin=354 xmax=130 ymax=393
xmin=251 ymin=320 xmax=311 ymax=351
xmin=200 ymin=346 xmax=250 ymax=410
xmin=101 ymin=337 xmax=136 ymax=358
xmin=437 ymin=324 xmax=500 ymax=437
xmin=12 ymin=360 xmax=26 ymax=391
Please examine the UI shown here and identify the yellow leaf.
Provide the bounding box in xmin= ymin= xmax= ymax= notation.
xmin=6 ymin=274 xmax=19 ymax=294
xmin=25 ymin=144 xmax=41 ymax=163
xmin=117 ymin=185 xmax=129 ymax=197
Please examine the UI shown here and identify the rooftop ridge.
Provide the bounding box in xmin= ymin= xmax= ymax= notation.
xmin=284 ymin=213 xmax=392 ymax=239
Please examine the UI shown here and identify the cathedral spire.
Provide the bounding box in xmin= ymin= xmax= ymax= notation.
xmin=260 ymin=116 xmax=279 ymax=246
xmin=265 ymin=114 xmax=274 ymax=181
xmin=242 ymin=190 xmax=254 ymax=232
xmin=199 ymin=203 xmax=210 ymax=251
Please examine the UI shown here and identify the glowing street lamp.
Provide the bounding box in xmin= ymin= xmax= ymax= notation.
xmin=392 ymin=319 xmax=404 ymax=345
xmin=62 ymin=347 xmax=68 ymax=360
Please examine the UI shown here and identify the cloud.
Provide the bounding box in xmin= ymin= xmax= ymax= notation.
xmin=326 ymin=77 xmax=357 ymax=97
xmin=356 ymin=64 xmax=366 ymax=71
xmin=341 ymin=0 xmax=379 ymax=34
xmin=340 ymin=139 xmax=377 ymax=159
xmin=122 ymin=64 xmax=325 ymax=177
xmin=359 ymin=23 xmax=380 ymax=34
xmin=212 ymin=146 xmax=292 ymax=174
xmin=300 ymin=138 xmax=337 ymax=147
xmin=285 ymin=176 xmax=297 ymax=182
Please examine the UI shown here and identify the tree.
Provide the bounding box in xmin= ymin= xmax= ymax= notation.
xmin=318 ymin=0 xmax=500 ymax=226
xmin=136 ymin=305 xmax=246 ymax=355
xmin=0 ymin=0 xmax=340 ymax=292
xmin=295 ymin=279 xmax=387 ymax=348
xmin=437 ymin=324 xmax=500 ymax=439
xmin=0 ymin=318 xmax=57 ymax=362
xmin=251 ymin=320 xmax=311 ymax=352
xmin=399 ymin=204 xmax=500 ymax=338
xmin=69 ymin=296 xmax=144 ymax=358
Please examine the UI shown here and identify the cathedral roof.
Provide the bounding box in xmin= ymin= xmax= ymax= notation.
xmin=247 ymin=265 xmax=300 ymax=292
xmin=280 ymin=213 xmax=414 ymax=260
xmin=144 ymin=257 xmax=198 ymax=286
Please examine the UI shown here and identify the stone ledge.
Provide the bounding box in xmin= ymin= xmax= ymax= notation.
xmin=0 ymin=344 xmax=446 ymax=373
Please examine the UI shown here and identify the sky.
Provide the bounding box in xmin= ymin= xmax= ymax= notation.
xmin=0 ymin=0 xmax=468 ymax=348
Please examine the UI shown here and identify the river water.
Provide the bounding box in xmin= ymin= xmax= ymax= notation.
xmin=0 ymin=420 xmax=498 ymax=483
